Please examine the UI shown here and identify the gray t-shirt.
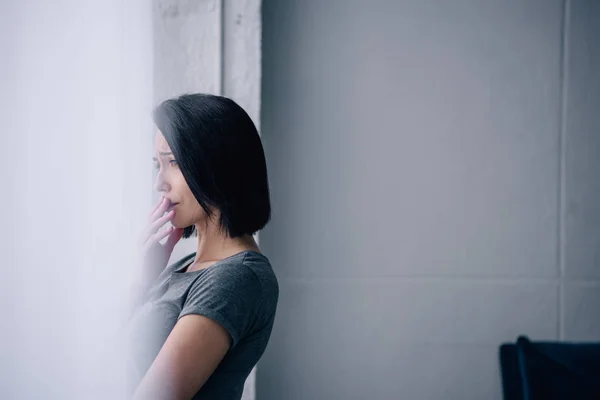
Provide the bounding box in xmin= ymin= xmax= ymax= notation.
xmin=126 ymin=250 xmax=279 ymax=399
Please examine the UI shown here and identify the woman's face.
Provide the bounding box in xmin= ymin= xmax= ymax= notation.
xmin=153 ymin=131 xmax=206 ymax=229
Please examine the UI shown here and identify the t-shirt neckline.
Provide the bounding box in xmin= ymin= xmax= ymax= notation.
xmin=172 ymin=250 xmax=266 ymax=274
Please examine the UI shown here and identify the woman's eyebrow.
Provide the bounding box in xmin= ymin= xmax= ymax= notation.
xmin=153 ymin=152 xmax=174 ymax=161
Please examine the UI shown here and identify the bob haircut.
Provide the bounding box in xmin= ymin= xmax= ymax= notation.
xmin=153 ymin=93 xmax=271 ymax=239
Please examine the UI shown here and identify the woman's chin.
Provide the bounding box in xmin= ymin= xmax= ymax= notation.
xmin=170 ymin=219 xmax=183 ymax=229
xmin=171 ymin=219 xmax=191 ymax=230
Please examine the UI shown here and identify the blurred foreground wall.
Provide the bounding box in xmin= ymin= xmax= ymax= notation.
xmin=0 ymin=1 xmax=153 ymax=399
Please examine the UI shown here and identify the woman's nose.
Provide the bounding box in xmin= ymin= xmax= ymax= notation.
xmin=153 ymin=171 xmax=169 ymax=193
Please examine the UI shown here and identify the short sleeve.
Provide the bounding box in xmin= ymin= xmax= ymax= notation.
xmin=178 ymin=264 xmax=263 ymax=348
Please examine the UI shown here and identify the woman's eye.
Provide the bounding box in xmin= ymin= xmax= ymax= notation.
xmin=153 ymin=162 xmax=160 ymax=170
xmin=169 ymin=159 xmax=178 ymax=167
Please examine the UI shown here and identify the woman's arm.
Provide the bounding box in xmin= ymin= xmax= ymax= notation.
xmin=132 ymin=314 xmax=231 ymax=400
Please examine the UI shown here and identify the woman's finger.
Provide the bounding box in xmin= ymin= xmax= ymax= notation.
xmin=143 ymin=226 xmax=174 ymax=250
xmin=147 ymin=196 xmax=164 ymax=219
xmin=164 ymin=227 xmax=184 ymax=253
xmin=149 ymin=197 xmax=170 ymax=222
xmin=142 ymin=210 xmax=175 ymax=243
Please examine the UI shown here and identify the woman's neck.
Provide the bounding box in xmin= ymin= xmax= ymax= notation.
xmin=193 ymin=225 xmax=260 ymax=266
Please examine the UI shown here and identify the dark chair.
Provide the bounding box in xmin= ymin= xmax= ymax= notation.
xmin=499 ymin=336 xmax=600 ymax=400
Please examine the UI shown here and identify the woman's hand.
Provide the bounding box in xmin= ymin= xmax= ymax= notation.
xmin=136 ymin=196 xmax=184 ymax=290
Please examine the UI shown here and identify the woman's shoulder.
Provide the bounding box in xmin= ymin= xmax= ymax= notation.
xmin=240 ymin=251 xmax=278 ymax=291
xmin=198 ymin=251 xmax=278 ymax=301
xmin=207 ymin=250 xmax=275 ymax=282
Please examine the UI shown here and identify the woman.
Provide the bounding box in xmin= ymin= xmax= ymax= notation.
xmin=127 ymin=94 xmax=279 ymax=400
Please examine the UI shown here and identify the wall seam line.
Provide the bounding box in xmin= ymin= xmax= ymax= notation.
xmin=558 ymin=0 xmax=571 ymax=341
xmin=220 ymin=0 xmax=226 ymax=96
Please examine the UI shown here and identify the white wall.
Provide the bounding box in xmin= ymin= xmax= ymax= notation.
xmin=260 ymin=0 xmax=600 ymax=398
